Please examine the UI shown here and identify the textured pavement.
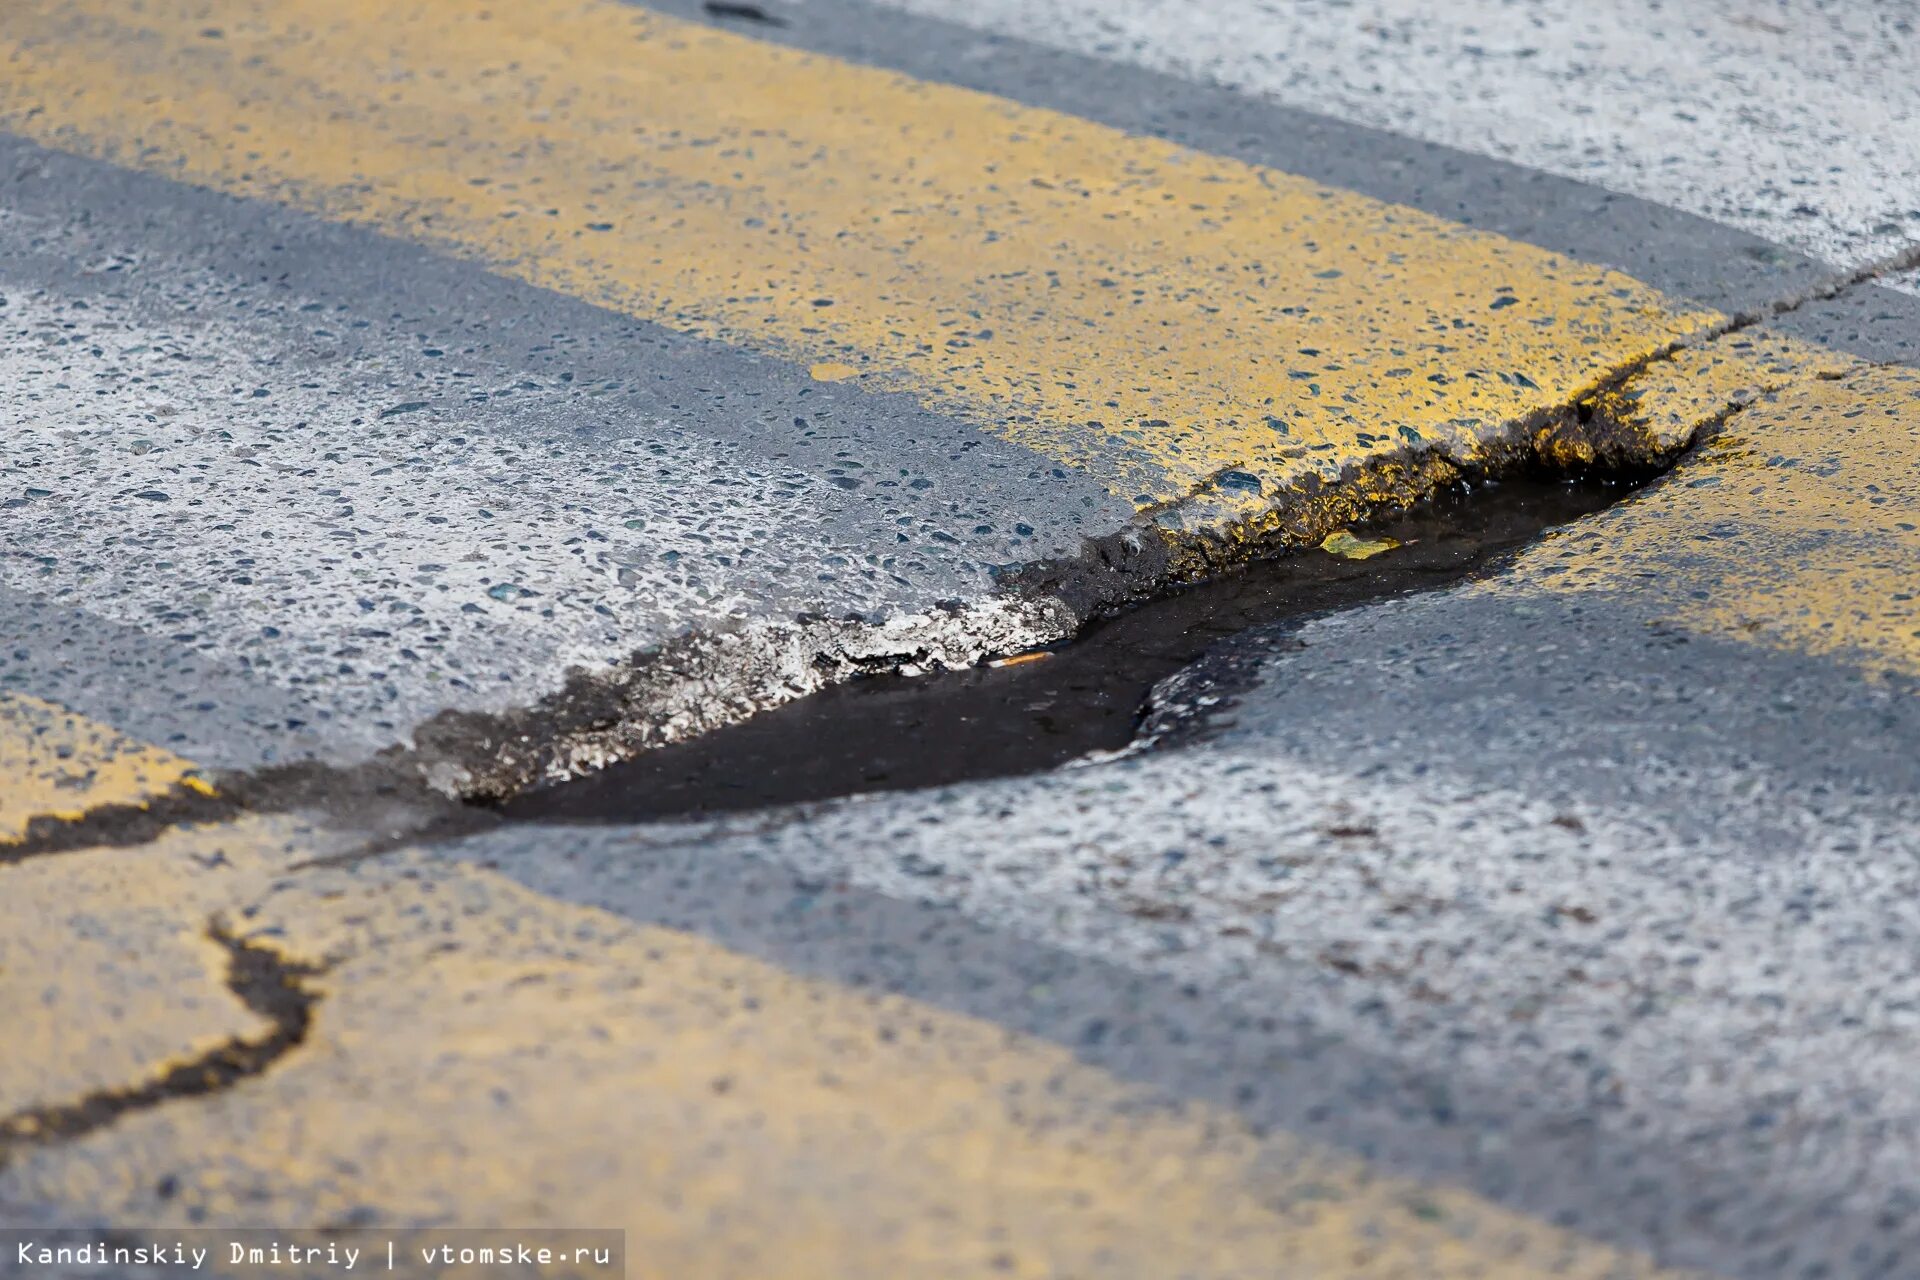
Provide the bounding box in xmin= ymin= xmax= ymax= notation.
xmin=3 ymin=0 xmax=1919 ymax=1276
xmin=871 ymin=0 xmax=1920 ymax=278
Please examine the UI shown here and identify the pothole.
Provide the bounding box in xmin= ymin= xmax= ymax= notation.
xmin=497 ymin=471 xmax=1640 ymax=825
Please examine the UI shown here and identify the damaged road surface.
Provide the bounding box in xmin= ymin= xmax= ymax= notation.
xmin=500 ymin=476 xmax=1637 ymax=822
xmin=5 ymin=0 xmax=1920 ymax=1275
xmin=0 ymin=0 xmax=1766 ymax=798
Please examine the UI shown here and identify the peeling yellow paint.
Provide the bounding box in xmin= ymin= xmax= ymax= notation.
xmin=6 ymin=853 xmax=1704 ymax=1278
xmin=0 ymin=0 xmax=1717 ymax=508
xmin=0 ymin=693 xmax=205 ymax=842
xmin=1510 ymin=357 xmax=1920 ymax=674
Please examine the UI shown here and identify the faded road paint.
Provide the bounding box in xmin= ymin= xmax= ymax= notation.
xmin=0 ymin=693 xmax=207 ymax=842
xmin=0 ymin=0 xmax=1717 ymax=506
xmin=1513 ymin=357 xmax=1920 ymax=674
xmin=4 ymin=847 xmax=1700 ymax=1280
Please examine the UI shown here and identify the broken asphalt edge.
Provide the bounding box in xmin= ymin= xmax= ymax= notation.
xmin=12 ymin=249 xmax=1920 ymax=860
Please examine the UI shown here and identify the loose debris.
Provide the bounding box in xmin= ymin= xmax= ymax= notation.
xmin=1319 ymin=529 xmax=1403 ymax=560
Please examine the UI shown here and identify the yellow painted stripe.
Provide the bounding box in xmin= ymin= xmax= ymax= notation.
xmin=0 ymin=692 xmax=208 ymax=842
xmin=6 ymin=839 xmax=1702 ymax=1278
xmin=1513 ymin=356 xmax=1920 ymax=675
xmin=1581 ymin=330 xmax=1854 ymax=455
xmin=0 ymin=0 xmax=1715 ymax=507
xmin=0 ymin=815 xmax=316 ymax=1116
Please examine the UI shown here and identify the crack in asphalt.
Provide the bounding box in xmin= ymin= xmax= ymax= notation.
xmin=499 ymin=473 xmax=1641 ymax=824
xmin=8 ymin=254 xmax=1918 ymax=855
xmin=2 ymin=231 xmax=1913 ymax=1173
xmin=0 ymin=923 xmax=325 ymax=1171
xmin=0 ymin=785 xmax=241 ymax=865
xmin=1732 ymin=239 xmax=1920 ymax=329
xmin=450 ymin=245 xmax=1920 ymax=812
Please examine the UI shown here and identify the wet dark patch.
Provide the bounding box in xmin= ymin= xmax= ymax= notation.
xmin=501 ymin=475 xmax=1632 ymax=825
xmin=0 ymin=924 xmax=322 ymax=1168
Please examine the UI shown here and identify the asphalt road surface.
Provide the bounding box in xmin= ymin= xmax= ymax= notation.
xmin=2 ymin=0 xmax=1917 ymax=1276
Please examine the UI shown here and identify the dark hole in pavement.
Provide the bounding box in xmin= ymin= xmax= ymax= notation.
xmin=499 ymin=474 xmax=1636 ymax=825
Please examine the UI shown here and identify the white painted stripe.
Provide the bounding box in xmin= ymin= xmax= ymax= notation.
xmin=881 ymin=0 xmax=1920 ymax=283
xmin=575 ymin=724 xmax=1920 ymax=1235
xmin=0 ymin=286 xmax=1062 ymax=765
